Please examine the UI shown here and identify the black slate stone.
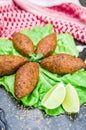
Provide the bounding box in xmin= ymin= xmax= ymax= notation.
xmin=79 ymin=0 xmax=86 ymax=7
xmin=0 ymin=87 xmax=86 ymax=130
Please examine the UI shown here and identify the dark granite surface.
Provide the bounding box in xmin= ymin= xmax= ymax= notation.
xmin=79 ymin=0 xmax=86 ymax=7
xmin=0 ymin=1 xmax=86 ymax=130
xmin=0 ymin=85 xmax=86 ymax=130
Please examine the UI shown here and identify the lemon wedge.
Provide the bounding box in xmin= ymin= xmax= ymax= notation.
xmin=41 ymin=82 xmax=66 ymax=109
xmin=62 ymin=84 xmax=80 ymax=113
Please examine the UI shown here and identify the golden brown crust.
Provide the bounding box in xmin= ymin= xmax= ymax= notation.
xmin=40 ymin=53 xmax=86 ymax=74
xmin=12 ymin=32 xmax=34 ymax=56
xmin=0 ymin=55 xmax=29 ymax=76
xmin=14 ymin=62 xmax=39 ymax=98
xmin=35 ymin=33 xmax=57 ymax=58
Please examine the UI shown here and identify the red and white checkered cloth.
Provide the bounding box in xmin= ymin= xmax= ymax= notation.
xmin=0 ymin=0 xmax=86 ymax=43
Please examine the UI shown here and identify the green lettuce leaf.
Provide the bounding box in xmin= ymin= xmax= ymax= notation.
xmin=0 ymin=24 xmax=85 ymax=116
xmin=62 ymin=69 xmax=86 ymax=88
xmin=0 ymin=38 xmax=21 ymax=56
xmin=54 ymin=33 xmax=79 ymax=56
xmin=21 ymin=24 xmax=53 ymax=46
xmin=0 ymin=75 xmax=15 ymax=97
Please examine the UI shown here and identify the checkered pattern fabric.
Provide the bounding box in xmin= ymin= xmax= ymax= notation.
xmin=0 ymin=1 xmax=86 ymax=43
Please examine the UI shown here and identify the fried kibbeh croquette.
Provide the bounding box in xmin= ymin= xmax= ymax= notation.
xmin=12 ymin=32 xmax=34 ymax=56
xmin=14 ymin=62 xmax=39 ymax=98
xmin=0 ymin=55 xmax=29 ymax=77
xmin=40 ymin=53 xmax=86 ymax=75
xmin=35 ymin=33 xmax=57 ymax=57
